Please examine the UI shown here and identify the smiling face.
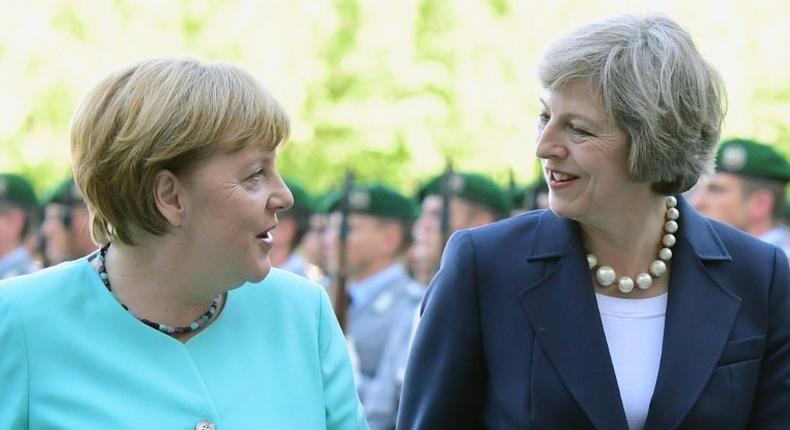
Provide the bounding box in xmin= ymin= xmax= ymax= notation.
xmin=535 ymin=80 xmax=651 ymax=226
xmin=178 ymin=143 xmax=293 ymax=286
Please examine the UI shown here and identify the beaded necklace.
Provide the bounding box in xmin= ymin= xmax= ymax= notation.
xmin=586 ymin=196 xmax=679 ymax=294
xmin=97 ymin=244 xmax=220 ymax=335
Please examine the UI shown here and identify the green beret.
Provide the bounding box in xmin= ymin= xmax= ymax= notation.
xmin=715 ymin=138 xmax=790 ymax=183
xmin=417 ymin=172 xmax=511 ymax=216
xmin=315 ymin=189 xmax=342 ymax=214
xmin=0 ymin=173 xmax=38 ymax=208
xmin=328 ymin=183 xmax=418 ymax=221
xmin=46 ymin=177 xmax=85 ymax=206
xmin=283 ymin=178 xmax=314 ymax=216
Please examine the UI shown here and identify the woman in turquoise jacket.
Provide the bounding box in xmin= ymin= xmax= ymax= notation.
xmin=0 ymin=58 xmax=367 ymax=430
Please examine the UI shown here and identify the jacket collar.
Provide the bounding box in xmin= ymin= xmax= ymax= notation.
xmin=527 ymin=195 xmax=731 ymax=262
xmin=519 ymin=196 xmax=739 ymax=430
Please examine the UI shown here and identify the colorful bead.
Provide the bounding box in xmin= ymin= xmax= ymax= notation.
xmin=97 ymin=244 xmax=220 ymax=335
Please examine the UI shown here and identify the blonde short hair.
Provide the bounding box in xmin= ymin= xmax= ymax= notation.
xmin=71 ymin=58 xmax=290 ymax=245
xmin=538 ymin=15 xmax=726 ymax=194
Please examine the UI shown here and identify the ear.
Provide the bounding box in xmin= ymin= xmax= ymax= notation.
xmin=1 ymin=208 xmax=25 ymax=238
xmin=153 ymin=170 xmax=186 ymax=227
xmin=747 ymin=189 xmax=775 ymax=220
xmin=381 ymin=221 xmax=404 ymax=256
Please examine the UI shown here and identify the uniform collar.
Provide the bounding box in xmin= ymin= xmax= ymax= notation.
xmin=348 ymin=263 xmax=406 ymax=311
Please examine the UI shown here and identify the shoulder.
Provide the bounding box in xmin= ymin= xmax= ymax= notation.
xmin=704 ymin=217 xmax=781 ymax=264
xmin=444 ymin=209 xmax=557 ymax=266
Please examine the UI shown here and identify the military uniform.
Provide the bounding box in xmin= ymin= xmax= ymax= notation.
xmin=347 ymin=265 xmax=422 ymax=405
xmin=326 ymin=183 xmax=422 ymax=429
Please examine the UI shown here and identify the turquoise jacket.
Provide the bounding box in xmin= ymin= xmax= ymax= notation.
xmin=0 ymin=258 xmax=368 ymax=429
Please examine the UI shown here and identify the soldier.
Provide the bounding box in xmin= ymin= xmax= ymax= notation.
xmin=270 ymin=179 xmax=320 ymax=279
xmin=41 ymin=177 xmax=96 ymax=266
xmin=692 ymin=138 xmax=790 ymax=257
xmin=511 ymin=174 xmax=549 ymax=216
xmin=325 ymin=183 xmax=422 ymax=429
xmin=410 ymin=172 xmax=511 ymax=286
xmin=0 ymin=173 xmax=40 ymax=279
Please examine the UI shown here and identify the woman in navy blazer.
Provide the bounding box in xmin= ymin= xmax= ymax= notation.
xmin=398 ymin=15 xmax=790 ymax=430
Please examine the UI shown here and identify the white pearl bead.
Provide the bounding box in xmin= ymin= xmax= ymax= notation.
xmin=662 ymin=233 xmax=676 ymax=247
xmin=666 ymin=207 xmax=679 ymax=220
xmin=617 ymin=277 xmax=634 ymax=293
xmin=649 ymin=260 xmax=667 ymax=277
xmin=665 ymin=196 xmax=677 ymax=208
xmin=596 ymin=266 xmax=616 ymax=286
xmin=659 ymin=247 xmax=673 ymax=261
xmin=664 ymin=220 xmax=678 ymax=233
xmin=636 ymin=273 xmax=653 ymax=289
xmin=587 ymin=254 xmax=598 ymax=270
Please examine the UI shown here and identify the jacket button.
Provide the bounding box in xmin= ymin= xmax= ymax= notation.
xmin=195 ymin=420 xmax=216 ymax=430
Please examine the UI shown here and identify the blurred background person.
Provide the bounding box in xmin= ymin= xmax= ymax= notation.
xmin=270 ymin=178 xmax=322 ymax=279
xmin=511 ymin=174 xmax=550 ymax=216
xmin=692 ymin=138 xmax=790 ymax=258
xmin=300 ymin=208 xmax=331 ymax=283
xmin=0 ymin=173 xmax=40 ymax=280
xmin=409 ymin=172 xmax=510 ymax=286
xmin=325 ymin=183 xmax=422 ymax=429
xmin=399 ymin=14 xmax=790 ymax=429
xmin=40 ymin=177 xmax=96 ymax=266
xmin=0 ymin=58 xmax=366 ymax=429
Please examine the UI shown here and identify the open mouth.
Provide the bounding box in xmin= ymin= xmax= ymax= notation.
xmin=548 ymin=169 xmax=579 ymax=185
xmin=257 ymin=229 xmax=274 ymax=243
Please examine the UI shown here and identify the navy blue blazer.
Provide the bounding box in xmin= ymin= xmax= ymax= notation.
xmin=397 ymin=196 xmax=790 ymax=429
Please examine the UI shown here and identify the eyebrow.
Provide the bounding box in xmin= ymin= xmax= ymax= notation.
xmin=539 ymin=97 xmax=599 ymax=124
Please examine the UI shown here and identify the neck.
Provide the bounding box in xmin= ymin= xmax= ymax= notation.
xmin=102 ymin=239 xmax=227 ymax=328
xmin=581 ymin=195 xmax=670 ymax=296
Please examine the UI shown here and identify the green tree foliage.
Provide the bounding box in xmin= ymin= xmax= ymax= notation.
xmin=0 ymin=0 xmax=788 ymax=199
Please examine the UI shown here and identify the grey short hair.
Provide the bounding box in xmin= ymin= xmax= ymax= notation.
xmin=537 ymin=14 xmax=727 ymax=194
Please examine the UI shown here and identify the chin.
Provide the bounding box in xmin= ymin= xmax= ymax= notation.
xmin=251 ymin=260 xmax=273 ymax=283
xmin=548 ymin=200 xmax=574 ymax=219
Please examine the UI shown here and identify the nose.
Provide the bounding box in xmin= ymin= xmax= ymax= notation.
xmin=535 ymin=122 xmax=568 ymax=160
xmin=272 ymin=177 xmax=294 ymax=212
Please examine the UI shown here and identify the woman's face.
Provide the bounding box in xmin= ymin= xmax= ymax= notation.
xmin=179 ymin=143 xmax=293 ymax=286
xmin=535 ymin=80 xmax=639 ymax=224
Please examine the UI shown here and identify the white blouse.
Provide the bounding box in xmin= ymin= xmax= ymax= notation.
xmin=595 ymin=292 xmax=668 ymax=430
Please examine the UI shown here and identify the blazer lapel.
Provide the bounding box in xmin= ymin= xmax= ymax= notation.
xmin=519 ymin=211 xmax=629 ymax=430
xmin=644 ymin=196 xmax=741 ymax=430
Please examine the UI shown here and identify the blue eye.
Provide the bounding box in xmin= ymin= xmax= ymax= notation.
xmin=538 ymin=113 xmax=550 ymax=124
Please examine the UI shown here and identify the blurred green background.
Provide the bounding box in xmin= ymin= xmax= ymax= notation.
xmin=1 ymin=0 xmax=788 ymax=197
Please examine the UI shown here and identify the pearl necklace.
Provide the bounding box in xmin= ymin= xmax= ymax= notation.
xmin=586 ymin=196 xmax=679 ymax=294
